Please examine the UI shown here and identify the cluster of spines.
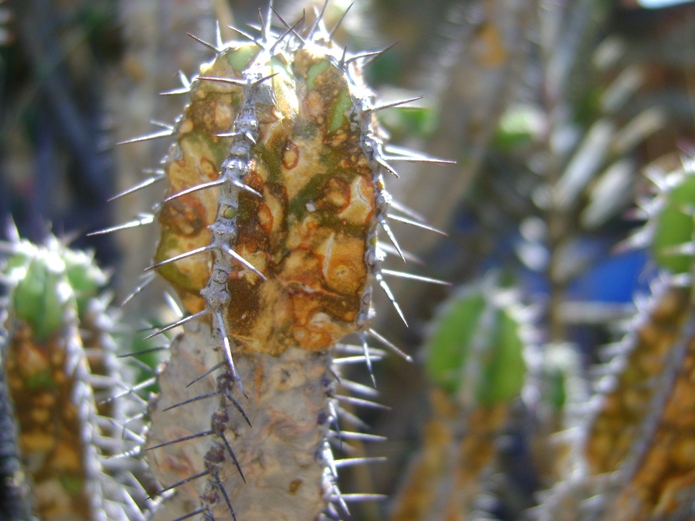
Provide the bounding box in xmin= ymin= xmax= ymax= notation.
xmin=0 ymin=231 xmax=155 ymax=520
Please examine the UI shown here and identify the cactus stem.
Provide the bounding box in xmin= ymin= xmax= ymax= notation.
xmin=88 ymin=213 xmax=154 ymax=236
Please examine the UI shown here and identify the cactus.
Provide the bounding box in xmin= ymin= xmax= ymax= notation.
xmin=0 ymin=233 xmax=154 ymax=520
xmin=105 ymin=4 xmax=449 ymax=521
xmin=389 ymin=279 xmax=528 ymax=521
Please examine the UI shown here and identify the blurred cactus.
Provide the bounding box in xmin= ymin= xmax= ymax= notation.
xmin=389 ymin=279 xmax=528 ymax=521
xmin=0 ymin=232 xmax=153 ymax=520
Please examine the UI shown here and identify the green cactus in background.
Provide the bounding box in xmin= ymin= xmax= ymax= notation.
xmin=0 ymin=232 xmax=155 ymax=520
xmin=389 ymin=279 xmax=528 ymax=521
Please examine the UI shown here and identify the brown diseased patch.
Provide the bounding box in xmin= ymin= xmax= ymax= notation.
xmin=155 ymin=43 xmax=374 ymax=354
xmin=5 ymin=321 xmax=91 ymax=520
xmin=226 ymin=48 xmax=374 ymax=354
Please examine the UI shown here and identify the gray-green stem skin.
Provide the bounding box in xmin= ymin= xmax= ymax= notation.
xmin=147 ymin=322 xmax=332 ymax=521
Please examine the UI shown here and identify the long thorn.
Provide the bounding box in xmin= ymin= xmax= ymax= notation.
xmin=221 ymin=246 xmax=266 ymax=280
xmin=198 ymin=76 xmax=247 ymax=87
xmin=186 ymin=32 xmax=219 ymax=52
xmin=117 ymin=129 xmax=173 ymax=145
xmin=172 ymin=508 xmax=207 ymax=521
xmin=346 ymin=42 xmax=398 ymax=65
xmin=216 ymin=312 xmax=245 ymax=396
xmin=149 ymin=470 xmax=209 ymax=498
xmin=360 ymin=332 xmax=376 ymax=388
xmin=269 ymin=6 xmax=305 ymax=45
xmin=163 ymin=179 xmax=225 ymax=203
xmin=227 ymin=24 xmax=257 ymax=42
xmin=186 ymin=362 xmax=225 ymax=388
xmin=381 ymin=269 xmax=450 ymax=285
xmin=263 ymin=0 xmax=274 ymax=43
xmin=336 ymin=395 xmax=389 ymax=410
xmin=370 ymin=96 xmax=423 ymax=112
xmin=145 ymin=430 xmax=213 ymax=451
xmin=120 ymin=272 xmax=156 ymax=307
xmin=144 ymin=245 xmax=214 ymax=272
xmin=212 ymin=470 xmax=238 ymax=521
xmin=368 ymin=328 xmax=412 ymax=362
xmin=117 ymin=346 xmax=168 ymax=358
xmin=162 ymin=391 xmax=221 ymax=412
xmin=379 ymin=219 xmax=405 ymax=262
xmin=144 ymin=309 xmax=210 ymax=340
xmin=375 ymin=156 xmax=399 ymax=177
xmin=219 ymin=433 xmax=245 ymax=482
xmin=376 ymin=273 xmax=408 ymax=327
xmin=87 ymin=214 xmax=154 ymax=236
xmin=215 ymin=21 xmax=224 ymax=50
xmin=329 ymin=3 xmax=353 ymax=39
xmin=307 ymin=0 xmax=329 ymax=38
xmin=387 ymin=214 xmax=448 ymax=235
xmin=335 ymin=457 xmax=387 ymax=468
xmin=108 ymin=175 xmax=163 ymax=202
xmin=223 ymin=389 xmax=252 ymax=427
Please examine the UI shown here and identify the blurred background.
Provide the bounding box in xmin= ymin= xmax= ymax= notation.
xmin=2 ymin=0 xmax=695 ymax=519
